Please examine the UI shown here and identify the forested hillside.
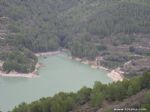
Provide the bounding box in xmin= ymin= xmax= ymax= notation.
xmin=0 ymin=0 xmax=150 ymax=74
xmin=0 ymin=1 xmax=150 ymax=112
xmin=12 ymin=72 xmax=150 ymax=112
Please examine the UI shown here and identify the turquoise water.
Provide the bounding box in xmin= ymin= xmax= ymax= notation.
xmin=0 ymin=53 xmax=112 ymax=112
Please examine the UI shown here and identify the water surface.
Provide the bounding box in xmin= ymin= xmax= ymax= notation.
xmin=0 ymin=53 xmax=112 ymax=112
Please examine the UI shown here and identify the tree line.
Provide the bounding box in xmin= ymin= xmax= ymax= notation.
xmin=12 ymin=72 xmax=150 ymax=112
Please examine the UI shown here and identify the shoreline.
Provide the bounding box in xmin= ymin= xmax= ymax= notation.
xmin=35 ymin=51 xmax=60 ymax=57
xmin=0 ymin=51 xmax=61 ymax=78
xmin=72 ymin=57 xmax=124 ymax=82
xmin=0 ymin=51 xmax=124 ymax=81
xmin=0 ymin=71 xmax=38 ymax=78
xmin=107 ymin=68 xmax=124 ymax=82
xmin=0 ymin=63 xmax=41 ymax=78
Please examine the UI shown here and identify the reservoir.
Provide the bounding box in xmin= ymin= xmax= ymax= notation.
xmin=0 ymin=53 xmax=112 ymax=112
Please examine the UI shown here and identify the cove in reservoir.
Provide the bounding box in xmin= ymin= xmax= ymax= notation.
xmin=0 ymin=53 xmax=112 ymax=112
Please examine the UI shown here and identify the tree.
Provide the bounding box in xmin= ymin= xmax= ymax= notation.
xmin=76 ymin=86 xmax=92 ymax=104
xmin=142 ymin=92 xmax=150 ymax=112
xmin=127 ymin=85 xmax=134 ymax=96
xmin=129 ymin=46 xmax=135 ymax=52
xmin=2 ymin=49 xmax=37 ymax=73
xmin=91 ymin=92 xmax=104 ymax=108
xmin=141 ymin=72 xmax=150 ymax=89
xmin=12 ymin=102 xmax=28 ymax=112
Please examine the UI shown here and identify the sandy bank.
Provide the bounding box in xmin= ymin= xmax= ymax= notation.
xmin=0 ymin=63 xmax=42 ymax=78
xmin=107 ymin=68 xmax=124 ymax=82
xmin=0 ymin=51 xmax=124 ymax=81
xmin=73 ymin=57 xmax=124 ymax=82
xmin=73 ymin=57 xmax=109 ymax=71
xmin=0 ymin=71 xmax=37 ymax=78
xmin=0 ymin=51 xmax=60 ymax=78
xmin=35 ymin=51 xmax=60 ymax=57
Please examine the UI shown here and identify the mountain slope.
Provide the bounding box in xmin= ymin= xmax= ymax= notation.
xmin=0 ymin=0 xmax=150 ymax=75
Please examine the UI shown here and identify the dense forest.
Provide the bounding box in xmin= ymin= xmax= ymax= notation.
xmin=0 ymin=0 xmax=150 ymax=73
xmin=11 ymin=72 xmax=150 ymax=112
xmin=0 ymin=48 xmax=37 ymax=73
